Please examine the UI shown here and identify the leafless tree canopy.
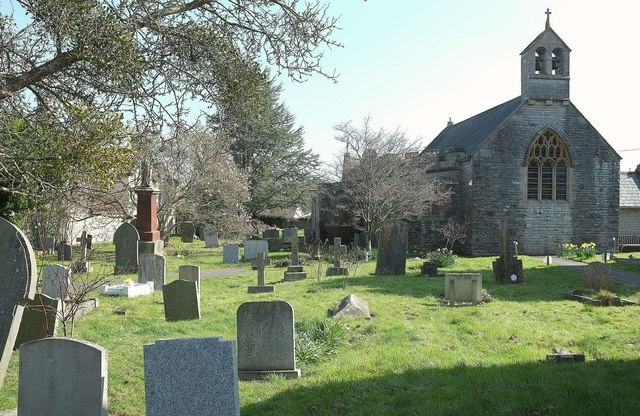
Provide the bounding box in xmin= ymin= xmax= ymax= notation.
xmin=333 ymin=117 xmax=452 ymax=249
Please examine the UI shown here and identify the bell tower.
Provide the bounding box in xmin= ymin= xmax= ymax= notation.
xmin=520 ymin=9 xmax=571 ymax=100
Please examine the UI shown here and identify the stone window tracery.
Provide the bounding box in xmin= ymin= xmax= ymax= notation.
xmin=526 ymin=129 xmax=570 ymax=201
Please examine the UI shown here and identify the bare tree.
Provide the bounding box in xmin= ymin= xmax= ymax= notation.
xmin=436 ymin=218 xmax=469 ymax=252
xmin=332 ymin=117 xmax=453 ymax=251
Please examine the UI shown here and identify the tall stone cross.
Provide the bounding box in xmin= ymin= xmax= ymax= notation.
xmin=76 ymin=231 xmax=91 ymax=263
xmin=290 ymin=228 xmax=299 ymax=266
xmin=255 ymin=252 xmax=268 ymax=286
xmin=333 ymin=237 xmax=344 ymax=268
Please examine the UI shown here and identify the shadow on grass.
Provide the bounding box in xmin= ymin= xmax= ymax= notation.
xmin=241 ymin=359 xmax=640 ymax=416
xmin=318 ymin=263 xmax=640 ymax=302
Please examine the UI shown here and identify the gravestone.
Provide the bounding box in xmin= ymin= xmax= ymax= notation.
xmin=73 ymin=230 xmax=93 ymax=273
xmin=14 ymin=294 xmax=61 ymax=349
xmin=138 ymin=253 xmax=166 ymax=291
xmin=181 ymin=222 xmax=195 ymax=243
xmin=375 ymin=221 xmax=408 ymax=275
xmin=303 ymin=227 xmax=313 ymax=240
xmin=57 ymin=242 xmax=72 ymax=261
xmin=113 ymin=222 xmax=139 ymax=274
xmin=282 ymin=227 xmax=297 ymax=241
xmin=144 ymin=337 xmax=240 ymax=416
xmin=243 ymin=240 xmax=269 ymax=260
xmin=18 ymin=337 xmax=108 ymax=416
xmin=492 ymin=221 xmax=525 ymax=284
xmin=223 ymin=244 xmax=240 ymax=264
xmin=444 ymin=273 xmax=483 ymax=305
xmin=331 ymin=294 xmax=370 ymax=319
xmin=162 ymin=280 xmax=200 ymax=321
xmin=266 ymin=238 xmax=283 ymax=253
xmin=0 ymin=217 xmax=37 ymax=389
xmin=421 ymin=262 xmax=438 ymax=277
xmin=326 ymin=237 xmax=348 ymax=276
xmin=583 ymin=262 xmax=613 ymax=291
xmin=43 ymin=236 xmax=56 ymax=254
xmin=179 ymin=265 xmax=201 ymax=294
xmin=262 ymin=229 xmax=280 ymax=239
xmin=248 ymin=253 xmax=275 ymax=294
xmin=284 ymin=228 xmax=306 ymax=281
xmin=41 ymin=264 xmax=70 ymax=299
xmin=203 ymin=227 xmax=219 ymax=248
xmin=237 ymin=301 xmax=300 ymax=380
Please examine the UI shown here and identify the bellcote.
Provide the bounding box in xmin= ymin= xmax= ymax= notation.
xmin=520 ymin=9 xmax=571 ymax=100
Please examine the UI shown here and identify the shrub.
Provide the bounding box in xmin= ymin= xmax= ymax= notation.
xmin=424 ymin=248 xmax=457 ymax=267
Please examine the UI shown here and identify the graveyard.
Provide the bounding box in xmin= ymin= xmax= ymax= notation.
xmin=1 ymin=237 xmax=640 ymax=415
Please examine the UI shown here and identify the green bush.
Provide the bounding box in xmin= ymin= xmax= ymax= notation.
xmin=424 ymin=248 xmax=456 ymax=267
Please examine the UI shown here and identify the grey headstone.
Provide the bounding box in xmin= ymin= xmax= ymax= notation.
xmin=237 ymin=301 xmax=300 ymax=380
xmin=332 ymin=294 xmax=370 ymax=319
xmin=14 ymin=294 xmax=61 ymax=349
xmin=303 ymin=227 xmax=313 ymax=239
xmin=41 ymin=264 xmax=70 ymax=299
xmin=222 ymin=244 xmax=239 ymax=264
xmin=113 ymin=222 xmax=139 ymax=274
xmin=262 ymin=229 xmax=280 ymax=239
xmin=57 ymin=243 xmax=72 ymax=261
xmin=181 ymin=222 xmax=195 ymax=243
xmin=203 ymin=227 xmax=219 ymax=248
xmin=243 ymin=240 xmax=269 ymax=260
xmin=583 ymin=262 xmax=613 ymax=291
xmin=179 ymin=265 xmax=201 ymax=294
xmin=0 ymin=218 xmax=37 ymax=389
xmin=266 ymin=238 xmax=283 ymax=252
xmin=283 ymin=228 xmax=296 ymax=240
xmin=43 ymin=236 xmax=56 ymax=253
xmin=18 ymin=337 xmax=108 ymax=416
xmin=144 ymin=337 xmax=240 ymax=416
xmin=138 ymin=253 xmax=166 ymax=291
xmin=375 ymin=221 xmax=408 ymax=275
xmin=162 ymin=280 xmax=200 ymax=321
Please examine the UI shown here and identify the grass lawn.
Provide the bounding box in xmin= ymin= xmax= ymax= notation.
xmin=2 ymin=249 xmax=640 ymax=415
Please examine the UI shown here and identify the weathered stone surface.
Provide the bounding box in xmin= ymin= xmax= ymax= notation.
xmin=326 ymin=237 xmax=348 ymax=276
xmin=138 ymin=253 xmax=166 ymax=291
xmin=41 ymin=264 xmax=70 ymax=299
xmin=243 ymin=240 xmax=269 ymax=260
xmin=546 ymin=346 xmax=585 ymax=363
xmin=266 ymin=238 xmax=283 ymax=253
xmin=203 ymin=227 xmax=219 ymax=248
xmin=262 ymin=229 xmax=280 ymax=239
xmin=421 ymin=262 xmax=438 ymax=277
xmin=583 ymin=262 xmax=613 ymax=291
xmin=162 ymin=280 xmax=200 ymax=321
xmin=144 ymin=337 xmax=239 ymax=416
xmin=18 ymin=337 xmax=108 ymax=416
xmin=444 ymin=273 xmax=483 ymax=305
xmin=0 ymin=218 xmax=37 ymax=389
xmin=181 ymin=222 xmax=195 ymax=243
xmin=223 ymin=244 xmax=240 ymax=264
xmin=113 ymin=222 xmax=139 ymax=274
xmin=248 ymin=252 xmax=274 ymax=294
xmin=237 ymin=301 xmax=300 ymax=380
xmin=57 ymin=243 xmax=72 ymax=261
xmin=179 ymin=265 xmax=201 ymax=294
xmin=14 ymin=294 xmax=60 ymax=349
xmin=375 ymin=221 xmax=408 ymax=275
xmin=332 ymin=294 xmax=370 ymax=319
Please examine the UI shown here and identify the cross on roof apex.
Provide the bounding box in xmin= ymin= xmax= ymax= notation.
xmin=545 ymin=8 xmax=552 ymax=29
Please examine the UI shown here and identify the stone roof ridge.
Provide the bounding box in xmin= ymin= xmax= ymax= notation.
xmin=520 ymin=26 xmax=571 ymax=55
xmin=423 ymin=96 xmax=523 ymax=156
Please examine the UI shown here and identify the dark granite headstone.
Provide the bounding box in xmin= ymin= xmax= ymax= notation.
xmin=113 ymin=222 xmax=139 ymax=274
xmin=57 ymin=243 xmax=72 ymax=261
xmin=14 ymin=294 xmax=61 ymax=349
xmin=181 ymin=222 xmax=195 ymax=243
xmin=375 ymin=221 xmax=407 ymax=275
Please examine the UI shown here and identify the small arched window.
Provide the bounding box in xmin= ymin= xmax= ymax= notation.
xmin=526 ymin=129 xmax=570 ymax=201
xmin=535 ymin=47 xmax=546 ymax=74
xmin=552 ymin=48 xmax=564 ymax=75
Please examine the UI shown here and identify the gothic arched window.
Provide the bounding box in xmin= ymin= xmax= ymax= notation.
xmin=552 ymin=48 xmax=564 ymax=75
xmin=535 ymin=47 xmax=546 ymax=74
xmin=526 ymin=129 xmax=570 ymax=201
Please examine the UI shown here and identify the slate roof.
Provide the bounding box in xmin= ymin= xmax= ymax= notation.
xmin=424 ymin=96 xmax=523 ymax=155
xmin=620 ymin=171 xmax=640 ymax=208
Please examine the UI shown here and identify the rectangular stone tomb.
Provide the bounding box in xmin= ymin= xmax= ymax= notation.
xmin=18 ymin=337 xmax=108 ymax=416
xmin=223 ymin=244 xmax=240 ymax=264
xmin=237 ymin=301 xmax=300 ymax=380
xmin=99 ymin=282 xmax=154 ymax=297
xmin=444 ymin=273 xmax=482 ymax=305
xmin=162 ymin=280 xmax=201 ymax=321
xmin=144 ymin=337 xmax=240 ymax=416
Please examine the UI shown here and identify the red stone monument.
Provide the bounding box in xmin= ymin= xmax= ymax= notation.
xmin=135 ymin=162 xmax=163 ymax=255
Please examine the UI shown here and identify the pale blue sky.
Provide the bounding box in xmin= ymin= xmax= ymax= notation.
xmin=279 ymin=0 xmax=640 ymax=171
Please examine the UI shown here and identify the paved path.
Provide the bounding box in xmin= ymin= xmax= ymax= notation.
xmin=537 ymin=256 xmax=640 ymax=286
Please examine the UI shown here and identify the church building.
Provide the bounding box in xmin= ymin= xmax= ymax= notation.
xmin=414 ymin=12 xmax=620 ymax=255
